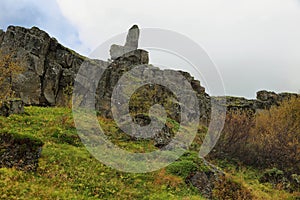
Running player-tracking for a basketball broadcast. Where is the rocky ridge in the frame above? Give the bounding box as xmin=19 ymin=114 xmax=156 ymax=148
xmin=1 ymin=25 xmax=297 ymax=119
xmin=0 ymin=25 xmax=211 ymax=125
xmin=215 ymin=90 xmax=299 ymax=112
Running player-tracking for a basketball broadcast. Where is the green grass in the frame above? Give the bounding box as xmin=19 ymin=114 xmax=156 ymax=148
xmin=0 ymin=106 xmax=204 ymax=199
xmin=0 ymin=106 xmax=298 ymax=199
xmin=211 ymin=159 xmax=300 ymax=199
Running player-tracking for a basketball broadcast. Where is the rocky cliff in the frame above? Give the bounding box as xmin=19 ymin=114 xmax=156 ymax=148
xmin=215 ymin=90 xmax=299 ymax=112
xmin=0 ymin=26 xmax=88 ymax=106
xmin=1 ymin=25 xmax=298 ymax=121
xmin=0 ymin=25 xmax=211 ymax=125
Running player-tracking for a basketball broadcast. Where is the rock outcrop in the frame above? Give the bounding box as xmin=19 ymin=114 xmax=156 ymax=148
xmin=110 ymin=25 xmax=140 ymax=60
xmin=214 ymin=90 xmax=299 ymax=112
xmin=0 ymin=26 xmax=87 ymax=106
xmin=256 ymin=90 xmax=299 ymax=109
xmin=0 ymin=25 xmax=211 ymax=125
xmin=0 ymin=99 xmax=24 ymax=117
xmin=186 ymin=158 xmax=225 ymax=199
xmin=2 ymin=25 xmax=297 ymax=132
xmin=95 ymin=25 xmax=211 ymax=146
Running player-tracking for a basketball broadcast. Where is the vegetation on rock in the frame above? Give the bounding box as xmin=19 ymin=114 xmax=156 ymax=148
xmin=0 ymin=50 xmax=24 ymax=105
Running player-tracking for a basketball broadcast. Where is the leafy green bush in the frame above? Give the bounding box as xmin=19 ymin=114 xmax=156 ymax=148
xmin=166 ymin=151 xmax=210 ymax=178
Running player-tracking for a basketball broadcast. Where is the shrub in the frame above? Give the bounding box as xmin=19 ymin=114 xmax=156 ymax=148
xmin=259 ymin=168 xmax=287 ymax=188
xmin=211 ymin=97 xmax=300 ymax=175
xmin=212 ymin=175 xmax=253 ymax=200
xmin=210 ymin=109 xmax=255 ymax=163
xmin=259 ymin=168 xmax=300 ymax=192
xmin=251 ymin=97 xmax=300 ymax=174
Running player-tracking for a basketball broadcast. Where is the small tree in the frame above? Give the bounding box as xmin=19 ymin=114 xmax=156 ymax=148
xmin=0 ymin=50 xmax=24 ymax=106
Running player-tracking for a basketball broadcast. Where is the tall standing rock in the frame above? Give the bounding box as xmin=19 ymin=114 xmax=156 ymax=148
xmin=125 ymin=25 xmax=139 ymax=49
xmin=110 ymin=25 xmax=140 ymax=60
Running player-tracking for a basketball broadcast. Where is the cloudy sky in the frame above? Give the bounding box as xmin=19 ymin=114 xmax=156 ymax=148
xmin=0 ymin=0 xmax=299 ymax=98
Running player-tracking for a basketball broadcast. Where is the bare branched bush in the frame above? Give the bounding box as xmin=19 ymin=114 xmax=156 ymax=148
xmin=0 ymin=50 xmax=24 ymax=105
xmin=251 ymin=97 xmax=300 ymax=174
xmin=210 ymin=109 xmax=255 ymax=163
xmin=210 ymin=97 xmax=300 ymax=175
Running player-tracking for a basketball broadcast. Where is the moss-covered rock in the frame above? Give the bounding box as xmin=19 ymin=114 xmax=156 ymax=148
xmin=0 ymin=99 xmax=24 ymax=117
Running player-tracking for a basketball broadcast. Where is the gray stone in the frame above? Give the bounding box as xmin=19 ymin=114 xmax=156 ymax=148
xmin=110 ymin=25 xmax=140 ymax=60
xmin=214 ymin=90 xmax=299 ymax=113
xmin=186 ymin=158 xmax=224 ymax=199
xmin=0 ymin=99 xmax=24 ymax=117
xmin=110 ymin=44 xmax=136 ymax=60
xmin=125 ymin=25 xmax=139 ymax=49
xmin=0 ymin=26 xmax=88 ymax=106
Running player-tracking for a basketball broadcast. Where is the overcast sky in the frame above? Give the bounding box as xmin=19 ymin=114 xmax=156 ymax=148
xmin=0 ymin=0 xmax=299 ymax=98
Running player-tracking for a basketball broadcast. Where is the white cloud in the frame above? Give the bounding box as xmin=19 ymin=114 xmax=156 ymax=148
xmin=55 ymin=0 xmax=300 ymax=97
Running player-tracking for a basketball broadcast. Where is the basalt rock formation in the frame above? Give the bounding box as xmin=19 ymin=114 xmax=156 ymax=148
xmin=0 ymin=25 xmax=87 ymax=106
xmin=216 ymin=90 xmax=299 ymax=112
xmin=1 ymin=25 xmax=299 ymax=199
xmin=0 ymin=25 xmax=211 ymax=126
xmin=1 ymin=25 xmax=298 ymax=125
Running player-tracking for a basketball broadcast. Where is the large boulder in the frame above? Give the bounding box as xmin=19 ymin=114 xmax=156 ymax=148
xmin=185 ymin=158 xmax=224 ymax=199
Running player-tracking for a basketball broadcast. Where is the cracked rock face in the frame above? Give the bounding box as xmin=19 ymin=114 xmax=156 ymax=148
xmin=1 ymin=25 xmax=298 ymax=120
xmin=0 ymin=25 xmax=212 ymax=129
xmin=0 ymin=26 xmax=86 ymax=106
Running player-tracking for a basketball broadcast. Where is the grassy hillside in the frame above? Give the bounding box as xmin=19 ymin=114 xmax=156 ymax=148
xmin=0 ymin=106 xmax=299 ymax=199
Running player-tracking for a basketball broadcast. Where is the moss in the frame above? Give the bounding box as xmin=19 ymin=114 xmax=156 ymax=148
xmin=166 ymin=151 xmax=211 ymax=178
xmin=167 ymin=160 xmax=198 ymax=178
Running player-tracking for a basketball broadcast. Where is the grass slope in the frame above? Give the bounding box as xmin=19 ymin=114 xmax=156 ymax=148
xmin=0 ymin=106 xmax=298 ymax=199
